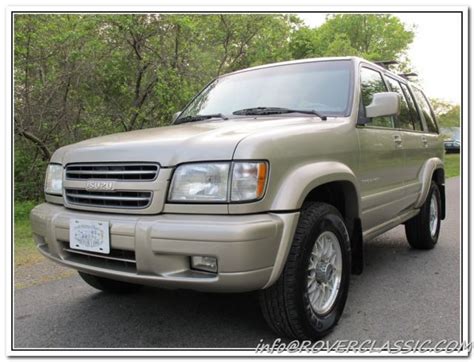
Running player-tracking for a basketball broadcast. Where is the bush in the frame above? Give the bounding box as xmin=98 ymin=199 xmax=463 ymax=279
xmin=15 ymin=200 xmax=37 ymax=222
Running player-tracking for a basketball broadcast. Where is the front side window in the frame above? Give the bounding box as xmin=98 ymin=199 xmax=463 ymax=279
xmin=360 ymin=67 xmax=394 ymax=128
xmin=179 ymin=60 xmax=354 ymax=119
xmin=412 ymin=87 xmax=438 ymax=133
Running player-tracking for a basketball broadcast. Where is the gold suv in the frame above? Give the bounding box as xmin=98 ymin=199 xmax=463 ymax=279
xmin=30 ymin=57 xmax=445 ymax=339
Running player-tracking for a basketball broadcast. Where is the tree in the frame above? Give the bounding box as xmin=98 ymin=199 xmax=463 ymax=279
xmin=13 ymin=14 xmax=422 ymax=201
xmin=431 ymin=99 xmax=461 ymax=128
xmin=289 ymin=14 xmax=414 ymax=68
xmin=13 ymin=14 xmax=297 ymax=200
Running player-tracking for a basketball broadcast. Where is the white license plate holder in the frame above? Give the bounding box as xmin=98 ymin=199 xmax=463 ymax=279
xmin=69 ymin=219 xmax=110 ymax=254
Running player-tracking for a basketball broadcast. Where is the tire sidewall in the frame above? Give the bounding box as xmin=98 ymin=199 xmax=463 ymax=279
xmin=427 ymin=183 xmax=441 ymax=244
xmin=295 ymin=209 xmax=351 ymax=338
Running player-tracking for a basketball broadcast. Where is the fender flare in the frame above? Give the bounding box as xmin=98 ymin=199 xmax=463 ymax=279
xmin=413 ymin=157 xmax=444 ymax=209
xmin=270 ymin=161 xmax=361 ymax=215
xmin=264 ymin=162 xmax=361 ymax=288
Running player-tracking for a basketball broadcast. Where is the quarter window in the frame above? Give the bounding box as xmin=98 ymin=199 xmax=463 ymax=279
xmin=400 ymin=83 xmax=423 ymax=131
xmin=385 ymin=77 xmax=413 ymax=130
xmin=360 ymin=67 xmax=394 ymax=128
xmin=412 ymin=87 xmax=438 ymax=133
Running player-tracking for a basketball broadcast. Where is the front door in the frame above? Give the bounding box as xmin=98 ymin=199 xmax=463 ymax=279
xmin=356 ymin=66 xmax=406 ymax=231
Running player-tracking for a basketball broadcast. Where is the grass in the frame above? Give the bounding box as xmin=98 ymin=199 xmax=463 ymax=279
xmin=14 ymin=201 xmax=43 ymax=268
xmin=444 ymin=153 xmax=460 ymax=178
xmin=14 ymin=201 xmax=77 ymax=289
xmin=13 ymin=154 xmax=460 ymax=269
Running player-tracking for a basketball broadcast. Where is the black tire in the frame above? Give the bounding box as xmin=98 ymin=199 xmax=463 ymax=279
xmin=78 ymin=272 xmax=143 ymax=294
xmin=259 ymin=202 xmax=351 ymax=340
xmin=405 ymin=182 xmax=441 ymax=250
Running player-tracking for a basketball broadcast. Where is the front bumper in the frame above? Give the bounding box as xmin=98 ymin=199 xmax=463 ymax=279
xmin=30 ymin=203 xmax=299 ymax=292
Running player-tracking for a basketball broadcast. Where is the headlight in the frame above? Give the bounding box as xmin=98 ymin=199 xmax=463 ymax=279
xmin=168 ymin=161 xmax=268 ymax=203
xmin=44 ymin=164 xmax=63 ymax=195
xmin=169 ymin=163 xmax=230 ymax=202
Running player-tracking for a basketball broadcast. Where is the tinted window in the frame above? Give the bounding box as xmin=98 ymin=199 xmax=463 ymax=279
xmin=400 ymin=83 xmax=423 ymax=131
xmin=180 ymin=60 xmax=353 ymax=119
xmin=360 ymin=67 xmax=393 ymax=128
xmin=412 ymin=87 xmax=438 ymax=133
xmin=386 ymin=77 xmax=413 ymax=130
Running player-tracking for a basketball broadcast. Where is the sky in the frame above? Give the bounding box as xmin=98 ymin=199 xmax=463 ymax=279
xmin=298 ymin=13 xmax=461 ymax=104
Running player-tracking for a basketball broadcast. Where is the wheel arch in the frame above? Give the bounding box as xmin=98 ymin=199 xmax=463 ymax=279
xmin=271 ymin=161 xmax=361 ymax=216
xmin=265 ymin=162 xmax=363 ymax=287
xmin=301 ymin=179 xmax=364 ymax=275
xmin=414 ymin=157 xmax=446 ymax=220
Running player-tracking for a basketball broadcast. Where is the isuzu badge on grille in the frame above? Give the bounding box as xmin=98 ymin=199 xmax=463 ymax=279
xmin=85 ymin=180 xmax=115 ymax=191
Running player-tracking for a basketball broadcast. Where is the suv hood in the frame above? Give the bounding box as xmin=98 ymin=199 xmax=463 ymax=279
xmin=53 ymin=117 xmax=333 ymax=166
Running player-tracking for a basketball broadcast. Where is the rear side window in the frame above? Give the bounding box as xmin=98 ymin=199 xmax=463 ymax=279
xmin=400 ymin=83 xmax=423 ymax=131
xmin=385 ymin=77 xmax=413 ymax=130
xmin=412 ymin=87 xmax=438 ymax=133
xmin=360 ymin=67 xmax=394 ymax=128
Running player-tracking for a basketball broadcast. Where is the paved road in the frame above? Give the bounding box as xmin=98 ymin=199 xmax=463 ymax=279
xmin=14 ymin=177 xmax=461 ymax=349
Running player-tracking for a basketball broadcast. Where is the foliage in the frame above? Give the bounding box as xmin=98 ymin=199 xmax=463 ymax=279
xmin=431 ymin=99 xmax=461 ymax=128
xmin=289 ymin=14 xmax=415 ymax=72
xmin=14 ymin=199 xmax=37 ymax=221
xmin=14 ymin=201 xmax=42 ymax=268
xmin=13 ymin=14 xmax=454 ymax=200
xmin=444 ymin=153 xmax=460 ymax=179
xmin=14 ymin=14 xmax=296 ymax=199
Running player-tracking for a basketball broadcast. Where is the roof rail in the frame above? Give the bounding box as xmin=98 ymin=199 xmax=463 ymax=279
xmin=398 ymin=72 xmax=418 ymax=79
xmin=374 ymin=60 xmax=399 ymax=69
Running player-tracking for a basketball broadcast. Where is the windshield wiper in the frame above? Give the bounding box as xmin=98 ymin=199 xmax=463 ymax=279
xmin=175 ymin=113 xmax=228 ymax=124
xmin=232 ymin=107 xmax=327 ymax=120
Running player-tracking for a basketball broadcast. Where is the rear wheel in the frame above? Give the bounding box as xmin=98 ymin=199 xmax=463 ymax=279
xmin=259 ymin=202 xmax=351 ymax=340
xmin=78 ymin=272 xmax=143 ymax=294
xmin=405 ymin=182 xmax=441 ymax=249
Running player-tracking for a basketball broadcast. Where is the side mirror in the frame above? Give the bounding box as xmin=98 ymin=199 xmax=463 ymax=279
xmin=365 ymin=92 xmax=400 ymax=119
xmin=171 ymin=111 xmax=182 ymax=124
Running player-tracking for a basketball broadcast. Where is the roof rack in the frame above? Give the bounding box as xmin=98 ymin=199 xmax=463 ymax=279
xmin=374 ymin=60 xmax=399 ymax=69
xmin=398 ymin=72 xmax=418 ymax=79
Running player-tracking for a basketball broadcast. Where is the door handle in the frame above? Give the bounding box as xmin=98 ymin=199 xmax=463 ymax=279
xmin=421 ymin=136 xmax=428 ymax=147
xmin=393 ymin=135 xmax=403 ymax=147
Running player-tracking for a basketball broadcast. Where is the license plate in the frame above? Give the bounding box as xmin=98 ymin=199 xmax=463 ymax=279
xmin=69 ymin=219 xmax=110 ymax=254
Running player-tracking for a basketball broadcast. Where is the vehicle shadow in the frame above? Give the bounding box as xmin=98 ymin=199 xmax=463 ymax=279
xmin=31 ymin=230 xmax=418 ymax=348
xmin=15 ymin=221 xmax=459 ymax=348
xmin=40 ymin=284 xmax=277 ymax=348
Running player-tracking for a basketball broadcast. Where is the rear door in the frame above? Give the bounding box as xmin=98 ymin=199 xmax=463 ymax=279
xmin=356 ymin=66 xmax=406 ymax=231
xmin=410 ymin=86 xmax=444 ymax=162
xmin=385 ymin=76 xmax=425 ymax=208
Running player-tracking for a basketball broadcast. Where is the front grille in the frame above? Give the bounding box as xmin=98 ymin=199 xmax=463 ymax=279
xmin=66 ymin=163 xmax=159 ymax=181
xmin=65 ymin=189 xmax=152 ymax=209
xmin=60 ymin=241 xmax=136 ymax=273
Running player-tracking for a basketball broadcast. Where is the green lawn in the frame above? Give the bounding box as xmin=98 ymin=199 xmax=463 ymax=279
xmin=14 ymin=201 xmax=43 ymax=267
xmin=444 ymin=153 xmax=460 ymax=178
xmin=13 ymin=155 xmax=460 ymax=268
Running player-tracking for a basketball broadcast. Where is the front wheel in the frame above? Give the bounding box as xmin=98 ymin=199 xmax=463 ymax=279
xmin=259 ymin=202 xmax=351 ymax=340
xmin=405 ymin=182 xmax=441 ymax=249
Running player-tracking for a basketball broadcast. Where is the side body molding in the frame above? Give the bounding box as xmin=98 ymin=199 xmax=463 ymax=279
xmin=270 ymin=161 xmax=361 ymax=214
xmin=413 ymin=157 xmax=444 ymax=209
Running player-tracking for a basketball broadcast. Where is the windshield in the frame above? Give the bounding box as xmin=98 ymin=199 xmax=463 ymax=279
xmin=179 ymin=60 xmax=354 ymax=120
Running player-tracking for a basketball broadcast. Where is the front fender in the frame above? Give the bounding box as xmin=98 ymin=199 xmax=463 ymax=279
xmin=270 ymin=161 xmax=361 ymax=214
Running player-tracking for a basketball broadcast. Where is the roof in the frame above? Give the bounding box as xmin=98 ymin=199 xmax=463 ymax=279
xmin=224 ymin=56 xmax=414 ymax=86
xmin=225 ymin=56 xmax=360 ymax=76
